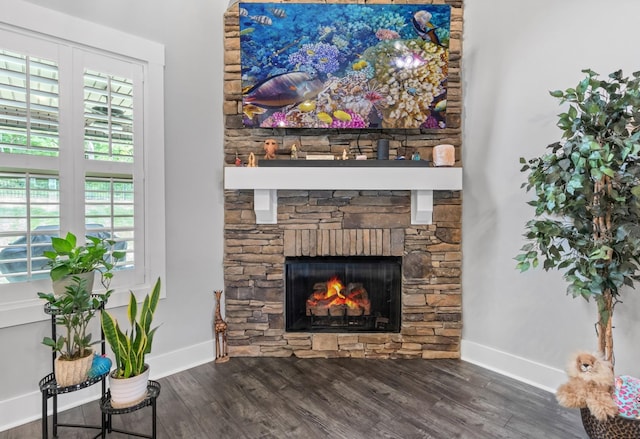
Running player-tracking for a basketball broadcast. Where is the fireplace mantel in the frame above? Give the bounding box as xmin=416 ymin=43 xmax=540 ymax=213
xmin=224 ymin=166 xmax=462 ymax=224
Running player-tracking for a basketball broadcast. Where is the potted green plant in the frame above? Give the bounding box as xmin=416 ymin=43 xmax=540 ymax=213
xmin=38 ymin=276 xmax=112 ymax=387
xmin=516 ymin=69 xmax=640 ymax=437
xmin=101 ymin=277 xmax=161 ymax=408
xmin=44 ymin=231 xmax=125 ymax=293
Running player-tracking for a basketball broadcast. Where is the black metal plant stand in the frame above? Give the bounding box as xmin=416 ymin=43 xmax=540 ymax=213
xmin=39 ymin=301 xmax=107 ymax=439
xmin=99 ymin=380 xmax=161 ymax=439
xmin=39 ymin=300 xmax=161 ymax=438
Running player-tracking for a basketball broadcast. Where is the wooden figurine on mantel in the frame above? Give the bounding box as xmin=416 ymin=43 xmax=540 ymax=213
xmin=247 ymin=152 xmax=257 ymax=167
xmin=263 ymin=138 xmax=278 ymax=160
xmin=213 ymin=290 xmax=229 ymax=363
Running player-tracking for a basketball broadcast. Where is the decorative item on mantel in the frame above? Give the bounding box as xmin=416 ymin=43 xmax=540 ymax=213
xmin=234 ymin=151 xmax=242 ymax=167
xmin=342 ymin=149 xmax=348 ymax=160
xmin=433 ymin=144 xmax=455 ymax=166
xmin=377 ymin=139 xmax=389 ymax=160
xmin=306 ymin=154 xmax=334 ymax=160
xmin=213 ymin=290 xmax=229 ymax=363
xmin=247 ymin=152 xmax=257 ymax=167
xmin=263 ymin=138 xmax=278 ymax=160
xmin=290 ymin=144 xmax=298 ymax=159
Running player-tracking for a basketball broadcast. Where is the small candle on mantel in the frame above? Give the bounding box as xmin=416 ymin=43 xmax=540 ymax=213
xmin=433 ymin=144 xmax=455 ymax=167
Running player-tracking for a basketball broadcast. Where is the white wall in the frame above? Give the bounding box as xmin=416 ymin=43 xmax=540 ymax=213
xmin=3 ymin=0 xmax=640 ymax=431
xmin=0 ymin=0 xmax=227 ymax=430
xmin=462 ymin=0 xmax=640 ymax=390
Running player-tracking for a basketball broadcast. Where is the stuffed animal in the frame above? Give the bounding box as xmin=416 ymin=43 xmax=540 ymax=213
xmin=614 ymin=375 xmax=640 ymax=419
xmin=556 ymin=351 xmax=619 ymax=421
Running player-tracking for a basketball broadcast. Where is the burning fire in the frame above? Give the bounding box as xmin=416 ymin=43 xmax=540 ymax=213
xmin=306 ymin=276 xmax=371 ymax=317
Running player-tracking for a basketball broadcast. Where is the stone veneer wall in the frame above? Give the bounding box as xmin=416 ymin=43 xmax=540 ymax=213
xmin=223 ymin=0 xmax=463 ymax=359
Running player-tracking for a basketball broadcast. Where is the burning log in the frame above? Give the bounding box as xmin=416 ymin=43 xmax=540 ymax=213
xmin=305 ymin=277 xmax=371 ymax=317
xmin=345 ymin=282 xmax=371 ymax=315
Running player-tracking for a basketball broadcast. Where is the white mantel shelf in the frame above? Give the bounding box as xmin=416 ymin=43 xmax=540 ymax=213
xmin=223 ymin=166 xmax=463 ymax=224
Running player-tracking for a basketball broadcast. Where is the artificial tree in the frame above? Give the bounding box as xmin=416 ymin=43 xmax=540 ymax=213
xmin=517 ymin=69 xmax=640 ymax=366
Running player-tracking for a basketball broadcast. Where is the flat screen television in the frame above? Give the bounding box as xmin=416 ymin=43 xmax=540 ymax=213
xmin=239 ymin=2 xmax=451 ymax=129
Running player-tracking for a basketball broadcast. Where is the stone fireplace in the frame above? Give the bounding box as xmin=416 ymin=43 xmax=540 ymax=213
xmin=222 ymin=0 xmax=463 ymax=359
xmin=223 ymin=187 xmax=462 ymax=359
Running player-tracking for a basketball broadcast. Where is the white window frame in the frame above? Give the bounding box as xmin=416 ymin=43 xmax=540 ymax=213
xmin=0 ymin=1 xmax=166 ymax=327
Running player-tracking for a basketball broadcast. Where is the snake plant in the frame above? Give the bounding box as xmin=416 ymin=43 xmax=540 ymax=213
xmin=101 ymin=277 xmax=161 ymax=378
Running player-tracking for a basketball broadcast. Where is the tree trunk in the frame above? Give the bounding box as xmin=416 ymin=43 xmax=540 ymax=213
xmin=596 ymin=289 xmax=614 ymax=364
xmin=593 ymin=174 xmax=615 ymax=365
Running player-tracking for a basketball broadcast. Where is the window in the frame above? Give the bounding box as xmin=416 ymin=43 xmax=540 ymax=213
xmin=0 ymin=5 xmax=165 ymax=327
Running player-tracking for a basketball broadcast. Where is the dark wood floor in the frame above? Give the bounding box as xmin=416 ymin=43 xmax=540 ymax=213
xmin=2 ymin=357 xmax=586 ymax=438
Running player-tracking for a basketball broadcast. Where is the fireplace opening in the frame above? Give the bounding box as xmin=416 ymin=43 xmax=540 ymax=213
xmin=285 ymin=256 xmax=401 ymax=333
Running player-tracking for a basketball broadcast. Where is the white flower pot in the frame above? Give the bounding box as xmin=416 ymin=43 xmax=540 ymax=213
xmin=108 ymin=365 xmax=150 ymax=408
xmin=52 ymin=271 xmax=96 ymax=295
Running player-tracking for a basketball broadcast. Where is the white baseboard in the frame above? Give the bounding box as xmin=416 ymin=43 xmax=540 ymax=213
xmin=0 ymin=340 xmax=214 ymax=432
xmin=461 ymin=339 xmax=565 ymax=393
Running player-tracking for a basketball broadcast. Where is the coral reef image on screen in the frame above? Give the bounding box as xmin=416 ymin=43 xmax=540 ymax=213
xmin=239 ymin=3 xmax=450 ymax=129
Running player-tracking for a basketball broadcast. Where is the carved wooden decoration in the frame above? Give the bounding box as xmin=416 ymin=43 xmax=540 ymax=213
xmin=213 ymin=290 xmax=229 ymax=363
xmin=247 ymin=152 xmax=257 ymax=167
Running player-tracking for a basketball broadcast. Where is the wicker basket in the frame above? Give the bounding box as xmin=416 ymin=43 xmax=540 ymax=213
xmin=54 ymin=351 xmax=93 ymax=387
xmin=580 ymin=407 xmax=640 ymax=439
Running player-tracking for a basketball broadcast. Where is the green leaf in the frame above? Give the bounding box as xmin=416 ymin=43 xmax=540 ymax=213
xmin=50 ymin=265 xmax=70 ymax=282
xmin=128 ymin=292 xmax=137 ymax=327
xmin=600 ymin=166 xmax=615 ymax=177
xmin=51 ymin=236 xmax=73 ymax=254
xmin=568 ymin=105 xmax=578 ymax=120
xmin=586 ymin=102 xmax=600 ymax=115
xmin=576 ymin=77 xmax=589 ymax=95
xmin=112 ymin=250 xmax=126 ymax=261
xmin=101 ymin=312 xmax=121 ymax=361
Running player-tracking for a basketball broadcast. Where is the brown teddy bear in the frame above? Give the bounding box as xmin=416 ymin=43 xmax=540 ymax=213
xmin=556 ymin=351 xmax=619 ymax=421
